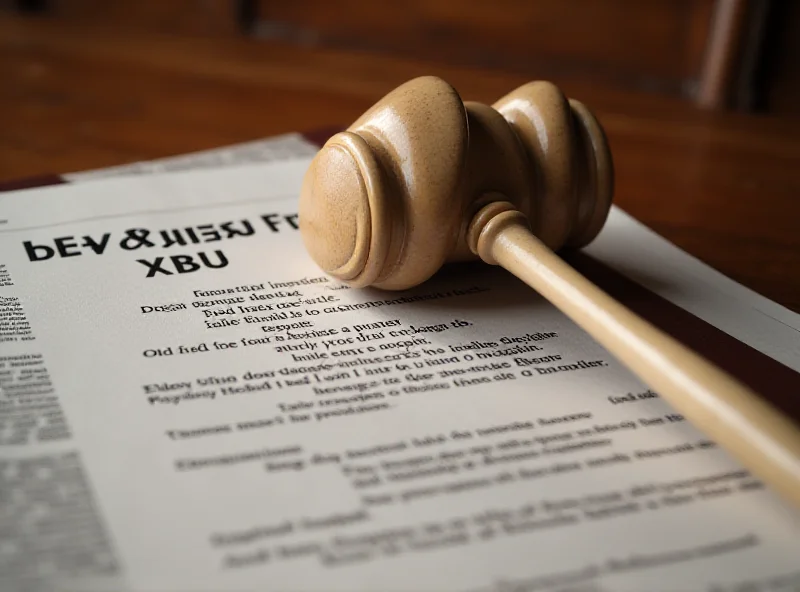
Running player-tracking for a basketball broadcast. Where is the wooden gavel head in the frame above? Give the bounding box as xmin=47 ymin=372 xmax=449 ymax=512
xmin=299 ymin=76 xmax=613 ymax=290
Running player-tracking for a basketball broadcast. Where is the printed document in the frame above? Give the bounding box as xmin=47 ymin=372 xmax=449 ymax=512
xmin=1 ymin=160 xmax=799 ymax=592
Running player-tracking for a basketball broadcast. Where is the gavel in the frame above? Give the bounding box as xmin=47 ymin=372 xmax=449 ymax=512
xmin=298 ymin=76 xmax=800 ymax=508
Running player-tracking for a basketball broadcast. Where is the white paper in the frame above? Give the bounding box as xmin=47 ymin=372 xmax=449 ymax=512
xmin=586 ymin=210 xmax=800 ymax=373
xmin=61 ymin=131 xmax=800 ymax=373
xmin=62 ymin=133 xmax=319 ymax=182
xmin=1 ymin=161 xmax=799 ymax=592
xmin=53 ymin=126 xmax=800 ymax=371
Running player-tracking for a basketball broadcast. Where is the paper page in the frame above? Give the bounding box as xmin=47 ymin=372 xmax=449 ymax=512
xmin=585 ymin=209 xmax=800 ymax=372
xmin=58 ymin=131 xmax=800 ymax=372
xmin=1 ymin=161 xmax=799 ymax=592
xmin=62 ymin=133 xmax=319 ymax=182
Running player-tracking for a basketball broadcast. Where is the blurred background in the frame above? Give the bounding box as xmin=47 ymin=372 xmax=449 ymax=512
xmin=4 ymin=0 xmax=798 ymax=113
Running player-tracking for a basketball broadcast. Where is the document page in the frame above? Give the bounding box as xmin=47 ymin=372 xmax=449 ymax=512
xmin=10 ymin=128 xmax=800 ymax=373
xmin=62 ymin=133 xmax=319 ymax=182
xmin=1 ymin=160 xmax=798 ymax=592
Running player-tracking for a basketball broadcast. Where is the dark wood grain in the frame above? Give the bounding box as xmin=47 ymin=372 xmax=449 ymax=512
xmin=1 ymin=12 xmax=798 ymax=311
xmin=252 ymin=0 xmax=716 ymax=99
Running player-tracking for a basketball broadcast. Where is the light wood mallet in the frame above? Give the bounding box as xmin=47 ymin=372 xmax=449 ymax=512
xmin=298 ymin=76 xmax=800 ymax=508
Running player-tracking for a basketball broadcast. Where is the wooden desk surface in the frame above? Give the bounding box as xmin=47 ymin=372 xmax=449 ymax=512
xmin=2 ymin=13 xmax=799 ymax=311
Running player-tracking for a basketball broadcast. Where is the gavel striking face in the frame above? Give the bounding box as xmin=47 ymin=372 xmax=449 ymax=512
xmin=299 ymin=76 xmax=613 ymax=290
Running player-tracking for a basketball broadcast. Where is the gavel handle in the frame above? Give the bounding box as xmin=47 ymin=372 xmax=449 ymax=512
xmin=469 ymin=203 xmax=800 ymax=508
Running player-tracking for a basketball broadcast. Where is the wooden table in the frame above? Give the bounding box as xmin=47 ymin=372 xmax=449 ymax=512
xmin=2 ymin=13 xmax=799 ymax=311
